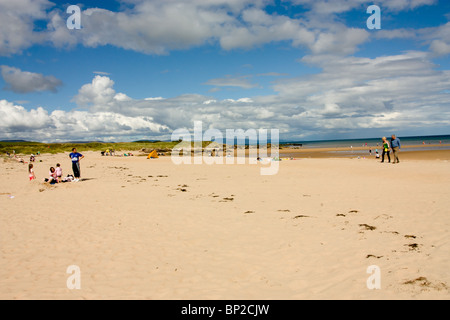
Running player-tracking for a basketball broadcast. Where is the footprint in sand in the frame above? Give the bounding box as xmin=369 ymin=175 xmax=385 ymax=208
xmin=244 ymin=211 xmax=255 ymax=214
xmin=277 ymin=209 xmax=291 ymax=212
xmin=366 ymin=254 xmax=383 ymax=259
xmin=220 ymin=197 xmax=234 ymax=202
xmin=359 ymin=224 xmax=377 ymax=231
xmin=403 ymin=277 xmax=448 ymax=291
xmin=383 ymin=231 xmax=400 ymax=235
xmin=375 ymin=214 xmax=393 ymax=220
xmin=405 ymin=243 xmax=421 ymax=251
xmin=293 ymin=215 xmax=310 ymax=219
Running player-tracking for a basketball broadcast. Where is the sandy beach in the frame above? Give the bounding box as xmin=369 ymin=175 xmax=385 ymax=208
xmin=1 ymin=149 xmax=449 ymax=300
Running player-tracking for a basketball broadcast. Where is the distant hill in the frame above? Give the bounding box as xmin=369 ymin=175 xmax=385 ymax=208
xmin=132 ymin=140 xmax=162 ymax=143
xmin=0 ymin=140 xmax=30 ymax=143
xmin=67 ymin=141 xmax=108 ymax=144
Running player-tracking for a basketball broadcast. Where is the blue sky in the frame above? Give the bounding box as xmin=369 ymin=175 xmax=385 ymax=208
xmin=0 ymin=0 xmax=450 ymax=142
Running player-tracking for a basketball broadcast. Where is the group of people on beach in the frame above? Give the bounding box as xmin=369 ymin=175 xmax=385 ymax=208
xmin=380 ymin=135 xmax=401 ymax=164
xmin=27 ymin=148 xmax=84 ymax=184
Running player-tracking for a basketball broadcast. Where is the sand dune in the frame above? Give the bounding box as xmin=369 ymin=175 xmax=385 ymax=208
xmin=1 ymin=151 xmax=449 ymax=299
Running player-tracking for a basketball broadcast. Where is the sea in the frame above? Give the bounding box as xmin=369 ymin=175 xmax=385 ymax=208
xmin=282 ymin=134 xmax=450 ymax=149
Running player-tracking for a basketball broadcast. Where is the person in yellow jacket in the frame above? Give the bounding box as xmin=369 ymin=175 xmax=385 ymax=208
xmin=381 ymin=137 xmax=390 ymax=163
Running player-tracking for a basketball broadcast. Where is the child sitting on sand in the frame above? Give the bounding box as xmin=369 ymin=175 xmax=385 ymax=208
xmin=44 ymin=167 xmax=59 ymax=184
xmin=28 ymin=164 xmax=36 ymax=181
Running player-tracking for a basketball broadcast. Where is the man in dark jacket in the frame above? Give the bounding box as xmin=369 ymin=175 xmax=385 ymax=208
xmin=391 ymin=135 xmax=401 ymax=164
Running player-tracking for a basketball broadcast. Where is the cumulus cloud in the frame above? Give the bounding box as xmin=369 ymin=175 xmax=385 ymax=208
xmin=375 ymin=22 xmax=450 ymax=57
xmin=0 ymin=0 xmax=52 ymax=56
xmin=0 ymin=100 xmax=51 ymax=131
xmin=1 ymin=66 xmax=63 ymax=94
xmin=425 ymin=23 xmax=450 ymax=57
xmin=74 ymin=75 xmax=117 ymax=107
xmin=292 ymin=0 xmax=437 ymax=14
xmin=269 ymin=51 xmax=450 ymax=135
xmin=3 ymin=52 xmax=449 ymax=142
xmin=0 ymin=0 xmax=369 ymax=57
xmin=0 ymin=99 xmax=170 ymax=141
xmin=0 ymin=0 xmax=443 ymax=58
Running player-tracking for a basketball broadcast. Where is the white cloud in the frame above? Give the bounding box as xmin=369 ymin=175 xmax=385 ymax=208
xmin=291 ymin=0 xmax=437 ymax=14
xmin=1 ymin=65 xmax=62 ymax=93
xmin=423 ymin=23 xmax=450 ymax=57
xmin=0 ymin=99 xmax=170 ymax=141
xmin=0 ymin=0 xmax=52 ymax=56
xmin=93 ymin=71 xmax=111 ymax=76
xmin=0 ymin=100 xmax=51 ymax=131
xmin=74 ymin=75 xmax=117 ymax=108
xmin=1 ymin=56 xmax=450 ymax=141
xmin=73 ymin=1 xmax=370 ymax=56
xmin=0 ymin=0 xmax=441 ymax=58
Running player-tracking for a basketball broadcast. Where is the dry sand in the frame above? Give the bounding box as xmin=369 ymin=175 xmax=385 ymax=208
xmin=1 ymin=150 xmax=449 ymax=300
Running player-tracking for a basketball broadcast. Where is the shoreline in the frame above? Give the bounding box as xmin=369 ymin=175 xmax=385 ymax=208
xmin=3 ymin=144 xmax=450 ymax=162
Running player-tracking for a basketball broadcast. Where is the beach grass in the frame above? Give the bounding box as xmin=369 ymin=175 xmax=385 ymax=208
xmin=0 ymin=140 xmax=232 ymax=155
xmin=0 ymin=141 xmax=181 ymax=155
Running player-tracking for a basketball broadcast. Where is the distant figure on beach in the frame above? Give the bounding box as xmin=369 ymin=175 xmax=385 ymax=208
xmin=375 ymin=151 xmax=380 ymax=159
xmin=381 ymin=137 xmax=390 ymax=163
xmin=390 ymin=135 xmax=401 ymax=164
xmin=69 ymin=148 xmax=84 ymax=182
xmin=28 ymin=164 xmax=36 ymax=181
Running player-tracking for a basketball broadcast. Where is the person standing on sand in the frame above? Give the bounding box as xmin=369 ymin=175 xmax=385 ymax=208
xmin=69 ymin=148 xmax=84 ymax=182
xmin=381 ymin=137 xmax=390 ymax=163
xmin=56 ymin=163 xmax=63 ymax=180
xmin=28 ymin=164 xmax=36 ymax=181
xmin=391 ymin=135 xmax=401 ymax=164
